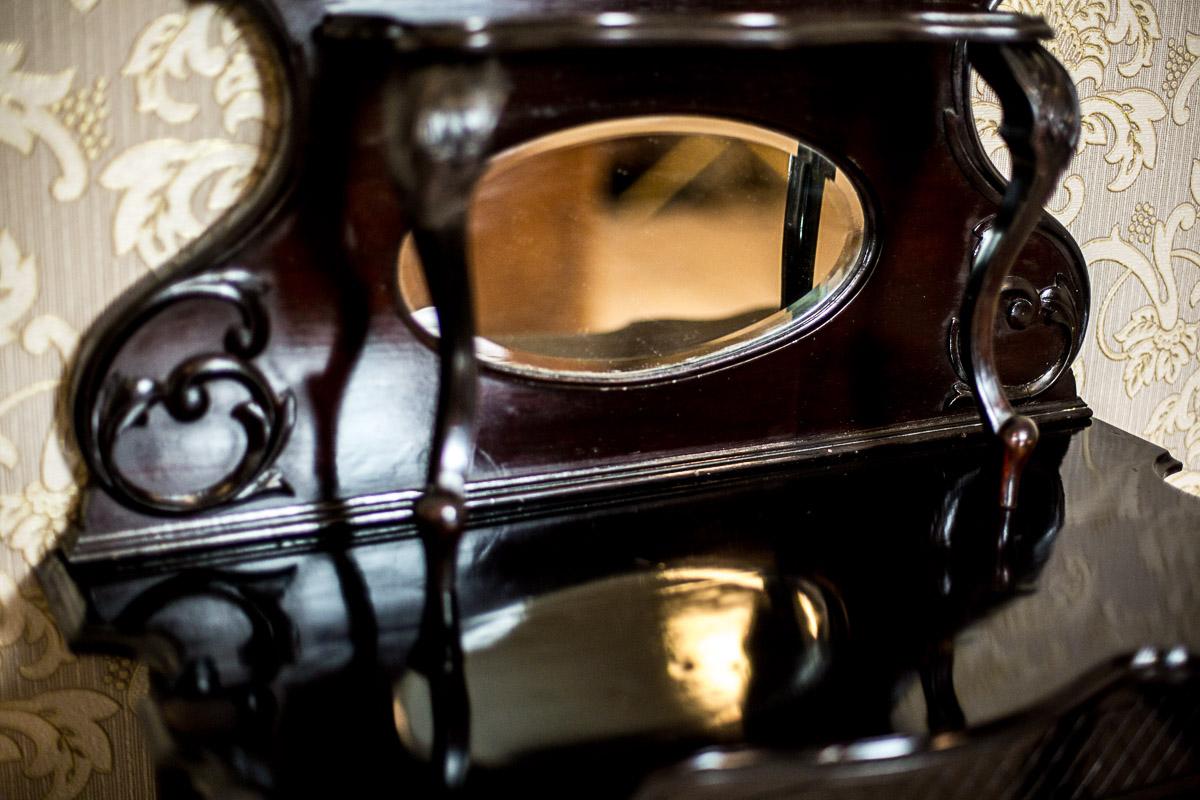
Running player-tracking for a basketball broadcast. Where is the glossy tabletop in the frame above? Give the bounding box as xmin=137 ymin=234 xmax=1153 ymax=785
xmin=56 ymin=419 xmax=1200 ymax=797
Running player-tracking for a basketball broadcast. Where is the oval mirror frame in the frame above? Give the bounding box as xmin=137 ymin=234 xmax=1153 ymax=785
xmin=397 ymin=115 xmax=875 ymax=383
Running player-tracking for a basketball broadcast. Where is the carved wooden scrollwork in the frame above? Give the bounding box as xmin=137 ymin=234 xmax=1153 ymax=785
xmin=948 ymin=271 xmax=1084 ymax=406
xmin=111 ymin=567 xmax=296 ymax=800
xmin=81 ymin=269 xmax=295 ymax=516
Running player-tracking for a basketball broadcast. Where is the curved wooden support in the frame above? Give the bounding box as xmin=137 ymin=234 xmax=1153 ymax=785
xmin=961 ymin=43 xmax=1079 ymax=509
xmin=387 ymin=60 xmax=510 ymax=792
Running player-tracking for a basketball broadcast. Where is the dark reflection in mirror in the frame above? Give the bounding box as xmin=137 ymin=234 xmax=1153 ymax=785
xmin=398 ymin=116 xmax=866 ymax=376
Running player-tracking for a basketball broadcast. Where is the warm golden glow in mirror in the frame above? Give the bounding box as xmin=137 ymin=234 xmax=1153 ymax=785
xmin=399 ymin=116 xmax=867 ymax=376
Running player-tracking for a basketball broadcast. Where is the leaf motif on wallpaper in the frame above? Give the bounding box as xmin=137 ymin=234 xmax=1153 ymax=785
xmin=1168 ymin=33 xmax=1200 ymax=125
xmin=100 ymin=137 xmax=258 ymax=269
xmin=125 ymin=5 xmax=227 ymax=124
xmin=68 ymin=0 xmax=99 ymax=12
xmin=0 ymin=433 xmax=78 ymax=567
xmin=0 ymin=225 xmax=78 ymax=491
xmin=0 ymin=573 xmax=74 ymax=681
xmin=1078 ymin=89 xmax=1167 ymax=192
xmin=215 ymin=55 xmax=265 ymax=136
xmin=0 ymin=42 xmax=87 ymax=202
xmin=0 ymin=689 xmax=118 ymax=800
xmin=1146 ymin=368 xmax=1200 ymax=468
xmin=1107 ymin=0 xmax=1162 ymax=78
xmin=125 ymin=4 xmax=268 ymax=134
xmin=21 ymin=315 xmax=78 ymax=366
xmin=1001 ymin=0 xmax=1113 ymax=87
xmin=0 ymin=230 xmax=38 ymax=349
xmin=1051 ymin=174 xmax=1087 ymax=226
xmin=1088 ymin=192 xmax=1200 ymax=397
xmin=981 ymin=0 xmax=1165 ymax=212
xmin=1112 ymin=305 xmax=1199 ymax=393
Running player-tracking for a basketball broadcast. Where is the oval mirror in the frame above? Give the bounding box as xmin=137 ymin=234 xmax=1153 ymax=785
xmin=398 ymin=116 xmax=867 ymax=378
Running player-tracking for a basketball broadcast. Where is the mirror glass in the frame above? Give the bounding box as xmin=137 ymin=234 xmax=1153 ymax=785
xmin=398 ymin=116 xmax=867 ymax=377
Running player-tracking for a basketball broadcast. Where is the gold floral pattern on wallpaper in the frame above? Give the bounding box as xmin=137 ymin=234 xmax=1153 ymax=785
xmin=0 ymin=0 xmax=278 ymax=796
xmin=976 ymin=0 xmax=1168 ymax=218
xmin=1085 ymin=165 xmax=1200 ymax=396
xmin=101 ymin=137 xmax=261 ymax=268
xmin=125 ymin=3 xmax=269 ymax=134
xmin=0 ymin=690 xmax=120 ymax=800
xmin=0 ymin=228 xmax=79 ymax=570
xmin=0 ymin=42 xmax=92 ymax=202
xmin=0 ymin=574 xmax=74 ymax=682
xmin=979 ymin=0 xmax=1200 ymax=494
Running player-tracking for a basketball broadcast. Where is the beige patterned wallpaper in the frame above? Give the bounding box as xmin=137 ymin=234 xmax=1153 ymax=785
xmin=0 ymin=0 xmax=1197 ymax=796
xmin=0 ymin=0 xmax=277 ymax=795
xmin=980 ymin=0 xmax=1200 ymax=493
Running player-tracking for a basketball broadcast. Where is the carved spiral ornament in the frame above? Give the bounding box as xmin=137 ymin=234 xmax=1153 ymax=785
xmin=948 ymin=271 xmax=1083 ymax=407
xmin=85 ymin=270 xmax=295 ymax=516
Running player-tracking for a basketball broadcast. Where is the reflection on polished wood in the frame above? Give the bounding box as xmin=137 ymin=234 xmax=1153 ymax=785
xmin=394 ymin=567 xmax=832 ymax=764
xmin=43 ymin=420 xmax=1200 ymax=797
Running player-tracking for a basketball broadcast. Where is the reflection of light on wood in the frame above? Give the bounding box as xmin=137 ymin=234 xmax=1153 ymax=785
xmin=662 ymin=584 xmax=756 ymax=728
xmin=658 ymin=567 xmax=764 ymax=592
xmin=393 ymin=671 xmax=430 ymax=758
xmin=796 ymin=589 xmax=822 ymax=640
xmin=393 ymin=567 xmax=765 ymax=766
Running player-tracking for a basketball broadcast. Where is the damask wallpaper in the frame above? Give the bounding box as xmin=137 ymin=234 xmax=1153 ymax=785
xmin=980 ymin=0 xmax=1200 ymax=494
xmin=0 ymin=0 xmax=1197 ymax=797
xmin=0 ymin=0 xmax=277 ymax=795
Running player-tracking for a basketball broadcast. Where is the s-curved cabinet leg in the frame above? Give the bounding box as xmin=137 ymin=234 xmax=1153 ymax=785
xmin=387 ymin=60 xmax=510 ymax=792
xmin=962 ymin=42 xmax=1080 ymax=509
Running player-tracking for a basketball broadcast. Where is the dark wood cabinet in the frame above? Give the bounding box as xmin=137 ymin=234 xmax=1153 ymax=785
xmin=37 ymin=1 xmax=1200 ymax=797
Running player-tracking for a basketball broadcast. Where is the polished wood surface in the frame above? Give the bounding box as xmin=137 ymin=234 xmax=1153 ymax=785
xmin=43 ymin=420 xmax=1200 ymax=797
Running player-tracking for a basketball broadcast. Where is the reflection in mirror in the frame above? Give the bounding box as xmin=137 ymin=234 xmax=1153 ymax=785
xmin=398 ymin=116 xmax=867 ymax=377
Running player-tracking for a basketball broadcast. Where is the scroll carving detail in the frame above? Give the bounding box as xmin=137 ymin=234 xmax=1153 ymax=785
xmin=949 ymin=271 xmax=1084 ymax=406
xmin=83 ymin=269 xmax=294 ymax=515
